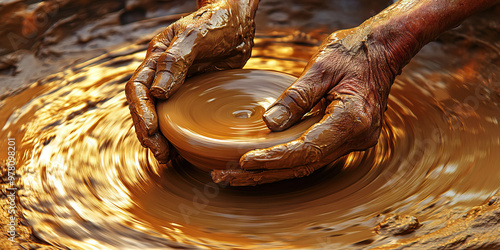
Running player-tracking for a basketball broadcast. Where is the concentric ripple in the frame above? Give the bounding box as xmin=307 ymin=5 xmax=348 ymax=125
xmin=157 ymin=69 xmax=322 ymax=171
xmin=0 ymin=32 xmax=499 ymax=249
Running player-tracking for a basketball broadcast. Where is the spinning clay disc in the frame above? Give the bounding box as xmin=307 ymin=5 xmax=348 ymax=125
xmin=157 ymin=69 xmax=322 ymax=171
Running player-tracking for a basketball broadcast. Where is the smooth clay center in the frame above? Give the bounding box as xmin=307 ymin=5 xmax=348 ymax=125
xmin=156 ymin=69 xmax=322 ymax=171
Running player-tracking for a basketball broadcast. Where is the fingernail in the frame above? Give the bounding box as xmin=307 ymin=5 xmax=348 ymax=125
xmin=263 ymin=105 xmax=290 ymax=131
xmin=150 ymin=86 xmax=166 ymax=99
xmin=150 ymin=72 xmax=173 ymax=99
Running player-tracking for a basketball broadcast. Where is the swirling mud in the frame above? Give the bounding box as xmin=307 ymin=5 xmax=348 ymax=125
xmin=157 ymin=69 xmax=322 ymax=172
xmin=1 ymin=1 xmax=500 ymax=249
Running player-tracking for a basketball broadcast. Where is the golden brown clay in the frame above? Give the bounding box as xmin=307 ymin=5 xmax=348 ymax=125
xmin=125 ymin=0 xmax=259 ymax=163
xmin=3 ymin=1 xmax=500 ymax=248
xmin=127 ymin=0 xmax=498 ymax=185
xmin=223 ymin=0 xmax=498 ymax=185
xmin=157 ymin=69 xmax=322 ymax=172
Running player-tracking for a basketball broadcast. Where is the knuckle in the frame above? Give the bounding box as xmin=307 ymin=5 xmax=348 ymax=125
xmin=352 ymin=106 xmax=373 ymax=136
xmin=141 ymin=58 xmax=156 ymax=70
xmin=148 ymin=40 xmax=167 ymax=53
xmin=157 ymin=51 xmax=179 ymax=72
xmin=355 ymin=107 xmax=373 ymax=131
xmin=285 ymin=87 xmax=311 ymax=112
xmin=132 ymin=71 xmax=153 ymax=88
xmin=161 ymin=50 xmax=188 ymax=66
xmin=125 ymin=80 xmax=149 ymax=98
xmin=125 ymin=80 xmax=134 ymax=96
xmin=158 ymin=50 xmax=194 ymax=78
xmin=347 ymin=96 xmax=381 ymax=147
xmin=125 ymin=81 xmax=141 ymax=100
xmin=164 ymin=50 xmax=180 ymax=62
xmin=303 ymin=143 xmax=323 ymax=164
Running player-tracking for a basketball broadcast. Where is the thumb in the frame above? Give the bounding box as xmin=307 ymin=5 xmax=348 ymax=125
xmin=150 ymin=43 xmax=195 ymax=99
xmin=264 ymin=70 xmax=331 ymax=131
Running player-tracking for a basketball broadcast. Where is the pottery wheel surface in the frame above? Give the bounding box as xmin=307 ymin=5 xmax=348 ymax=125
xmin=157 ymin=69 xmax=322 ymax=170
xmin=1 ymin=1 xmax=499 ymax=249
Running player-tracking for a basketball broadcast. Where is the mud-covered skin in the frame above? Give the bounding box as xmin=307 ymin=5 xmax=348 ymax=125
xmin=126 ymin=0 xmax=497 ymax=183
xmin=212 ymin=25 xmax=389 ymax=185
xmin=214 ymin=0 xmax=498 ymax=185
xmin=125 ymin=0 xmax=259 ymax=163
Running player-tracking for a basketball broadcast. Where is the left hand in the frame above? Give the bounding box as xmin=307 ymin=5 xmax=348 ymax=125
xmin=125 ymin=0 xmax=257 ymax=163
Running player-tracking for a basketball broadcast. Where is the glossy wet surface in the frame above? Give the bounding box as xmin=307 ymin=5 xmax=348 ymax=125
xmin=1 ymin=0 xmax=500 ymax=249
xmin=157 ymin=69 xmax=322 ymax=171
xmin=1 ymin=24 xmax=499 ymax=248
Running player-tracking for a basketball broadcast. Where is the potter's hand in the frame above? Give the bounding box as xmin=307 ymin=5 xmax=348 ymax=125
xmin=125 ymin=0 xmax=258 ymax=163
xmin=212 ymin=25 xmax=395 ymax=186
xmin=212 ymin=0 xmax=497 ymax=186
xmin=241 ymin=26 xmax=394 ymax=169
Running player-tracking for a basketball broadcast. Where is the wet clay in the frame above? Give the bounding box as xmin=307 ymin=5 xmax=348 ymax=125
xmin=157 ymin=69 xmax=322 ymax=171
xmin=1 ymin=0 xmax=500 ymax=249
xmin=2 ymin=30 xmax=498 ymax=248
xmin=125 ymin=0 xmax=259 ymax=164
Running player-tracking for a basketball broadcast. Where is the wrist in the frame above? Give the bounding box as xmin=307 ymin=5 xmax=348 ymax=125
xmin=365 ymin=0 xmax=498 ymax=74
xmin=367 ymin=17 xmax=421 ymax=76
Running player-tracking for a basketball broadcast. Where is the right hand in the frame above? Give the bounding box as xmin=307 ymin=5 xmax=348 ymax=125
xmin=125 ymin=0 xmax=257 ymax=163
xmin=212 ymin=24 xmax=398 ymax=186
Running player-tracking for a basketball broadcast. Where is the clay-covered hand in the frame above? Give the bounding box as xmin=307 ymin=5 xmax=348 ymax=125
xmin=211 ymin=0 xmax=499 ymax=185
xmin=212 ymin=22 xmax=412 ymax=186
xmin=125 ymin=0 xmax=257 ymax=163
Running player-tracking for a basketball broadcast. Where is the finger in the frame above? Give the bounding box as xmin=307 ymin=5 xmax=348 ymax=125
xmin=126 ymin=81 xmax=172 ymax=163
xmin=211 ymin=166 xmax=317 ymax=186
xmin=150 ymin=20 xmax=254 ymax=99
xmin=125 ymin=79 xmax=158 ymax=136
xmin=241 ymin=93 xmax=376 ymax=170
xmin=263 ymin=67 xmax=334 ymax=132
xmin=125 ymin=37 xmax=169 ymax=134
xmin=187 ymin=51 xmax=249 ymax=75
xmin=150 ymin=44 xmax=195 ymax=100
xmin=239 ymin=138 xmax=326 ymax=171
xmin=142 ymin=131 xmax=172 ymax=164
xmin=125 ymin=29 xmax=177 ymax=163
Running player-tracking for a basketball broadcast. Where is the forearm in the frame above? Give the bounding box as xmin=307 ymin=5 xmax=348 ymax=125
xmin=383 ymin=0 xmax=497 ymax=44
xmin=368 ymin=0 xmax=498 ymax=70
